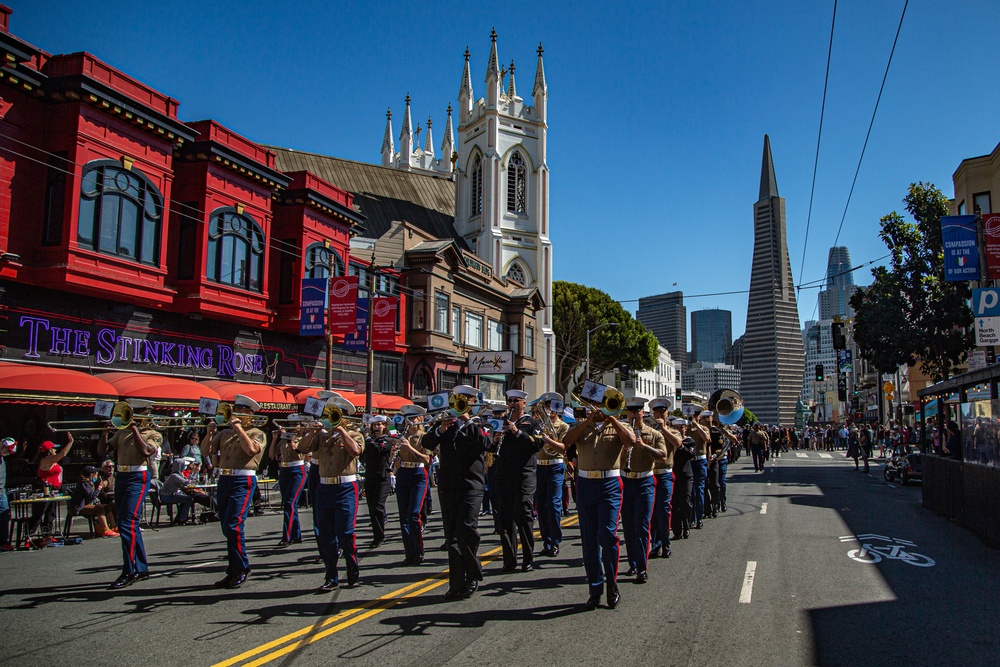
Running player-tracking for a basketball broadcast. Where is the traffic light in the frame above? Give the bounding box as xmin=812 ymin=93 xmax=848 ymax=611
xmin=620 ymin=364 xmax=630 ymax=382
xmin=831 ymin=322 xmax=846 ymax=350
xmin=675 ymin=387 xmax=683 ymax=403
xmin=815 ymin=364 xmax=824 ymax=381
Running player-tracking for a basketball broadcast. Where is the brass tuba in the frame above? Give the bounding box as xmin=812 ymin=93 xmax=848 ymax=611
xmin=708 ymin=389 xmax=744 ymax=425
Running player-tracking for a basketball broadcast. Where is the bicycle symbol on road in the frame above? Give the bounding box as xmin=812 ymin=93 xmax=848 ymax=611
xmin=839 ymin=534 xmax=935 ymax=567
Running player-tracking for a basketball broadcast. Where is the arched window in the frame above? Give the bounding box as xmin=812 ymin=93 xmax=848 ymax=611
xmin=411 ymin=368 xmax=431 ymax=399
xmin=506 ymin=261 xmax=527 ymax=285
xmin=471 ymin=156 xmax=483 ymax=216
xmin=304 ymin=242 xmax=344 ymax=279
xmin=206 ymin=207 xmax=265 ymax=292
xmin=506 ymin=151 xmax=526 ymax=214
xmin=77 ymin=160 xmax=163 ymax=265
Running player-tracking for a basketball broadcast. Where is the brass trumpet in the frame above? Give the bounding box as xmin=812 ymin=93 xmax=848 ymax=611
xmin=214 ymin=402 xmax=269 ymax=428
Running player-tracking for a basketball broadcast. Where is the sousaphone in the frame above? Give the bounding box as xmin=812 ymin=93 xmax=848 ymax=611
xmin=708 ymin=389 xmax=744 ymax=425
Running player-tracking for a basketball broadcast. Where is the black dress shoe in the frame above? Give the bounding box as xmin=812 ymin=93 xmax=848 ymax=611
xmin=607 ymin=583 xmax=620 ymax=609
xmin=682 ymin=528 xmax=690 ymax=539
xmin=538 ymin=547 xmax=553 ymax=557
xmin=522 ymin=562 xmax=533 ymax=572
xmin=550 ymin=546 xmax=559 ymax=557
xmin=226 ymin=568 xmax=250 ymax=589
xmin=277 ymin=540 xmax=290 ymax=548
xmin=318 ymin=578 xmax=337 ymax=591
xmin=636 ymin=571 xmax=648 ymax=584
xmin=443 ymin=588 xmax=463 ymax=601
xmin=585 ymin=593 xmax=601 ymax=610
xmin=663 ymin=546 xmax=671 ymax=558
xmin=624 ymin=566 xmax=637 ymax=577
xmin=649 ymin=547 xmax=661 ymax=559
xmin=214 ymin=574 xmax=234 ymax=589
xmin=367 ymin=540 xmax=382 ymax=549
xmin=502 ymin=564 xmax=517 ymax=573
xmin=695 ymin=521 xmax=704 ymax=529
xmin=111 ymin=573 xmax=136 ymax=589
xmin=290 ymin=538 xmax=303 ymax=544
xmin=133 ymin=571 xmax=150 ymax=583
xmin=346 ymin=566 xmax=359 ymax=587
xmin=461 ymin=579 xmax=479 ymax=598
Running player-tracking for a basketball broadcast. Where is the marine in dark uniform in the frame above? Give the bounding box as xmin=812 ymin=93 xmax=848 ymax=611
xmin=706 ymin=422 xmax=739 ymax=517
xmin=207 ymin=395 xmax=266 ymax=589
xmin=298 ymin=397 xmax=365 ymax=590
xmin=98 ymin=399 xmax=161 ymax=589
xmin=362 ymin=416 xmax=393 ymax=548
xmin=420 ymin=385 xmax=492 ymax=600
xmin=493 ymin=389 xmax=546 ymax=573
xmin=563 ymin=401 xmax=636 ymax=610
xmin=671 ymin=425 xmax=696 ymax=540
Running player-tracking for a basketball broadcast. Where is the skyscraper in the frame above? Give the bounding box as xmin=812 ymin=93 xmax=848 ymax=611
xmin=691 ymin=309 xmax=732 ymax=364
xmin=739 ymin=135 xmax=805 ymax=425
xmin=637 ymin=291 xmax=687 ymax=376
xmin=818 ymin=246 xmax=859 ymax=319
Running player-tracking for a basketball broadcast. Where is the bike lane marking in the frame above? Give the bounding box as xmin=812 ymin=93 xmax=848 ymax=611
xmin=739 ymin=561 xmax=757 ymax=603
xmin=214 ymin=514 xmax=581 ymax=667
xmin=760 ymin=502 xmax=768 ymax=515
xmin=819 ymin=453 xmax=833 ymax=459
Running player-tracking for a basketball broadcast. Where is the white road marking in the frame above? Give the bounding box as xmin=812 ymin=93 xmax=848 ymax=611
xmin=819 ymin=453 xmax=833 ymax=459
xmin=796 ymin=453 xmax=808 ymax=458
xmin=760 ymin=502 xmax=768 ymax=514
xmin=739 ymin=561 xmax=757 ymax=603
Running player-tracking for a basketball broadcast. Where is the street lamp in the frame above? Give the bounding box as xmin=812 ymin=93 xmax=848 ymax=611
xmin=586 ymin=322 xmax=619 ymax=381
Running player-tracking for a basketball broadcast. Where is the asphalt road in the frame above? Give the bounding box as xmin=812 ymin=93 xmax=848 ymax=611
xmin=2 ymin=452 xmax=998 ymax=667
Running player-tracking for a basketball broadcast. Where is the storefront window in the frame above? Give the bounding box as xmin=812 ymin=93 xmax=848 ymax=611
xmin=77 ymin=160 xmax=162 ymax=265
xmin=206 ymin=208 xmax=265 ymax=292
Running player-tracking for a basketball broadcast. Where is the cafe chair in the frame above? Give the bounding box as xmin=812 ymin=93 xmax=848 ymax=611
xmin=63 ymin=513 xmax=97 ymax=540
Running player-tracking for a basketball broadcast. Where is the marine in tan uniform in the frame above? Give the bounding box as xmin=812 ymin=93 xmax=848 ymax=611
xmin=208 ymin=394 xmax=266 ymax=589
xmin=297 ymin=397 xmax=364 ymax=590
xmin=269 ymin=415 xmax=309 ymax=547
xmin=647 ymin=397 xmax=682 ymax=558
xmin=534 ymin=392 xmax=569 ymax=557
xmin=394 ymin=404 xmax=432 ymax=565
xmin=688 ymin=410 xmax=712 ymax=529
xmin=620 ymin=397 xmax=667 ymax=583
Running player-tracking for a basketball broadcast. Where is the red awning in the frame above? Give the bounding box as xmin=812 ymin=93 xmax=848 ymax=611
xmin=372 ymin=395 xmax=412 ymax=411
xmin=0 ymin=361 xmax=118 ymax=406
xmin=293 ymin=386 xmax=409 ymax=412
xmin=96 ymin=372 xmax=221 ymax=408
xmin=200 ymin=381 xmax=298 ymax=413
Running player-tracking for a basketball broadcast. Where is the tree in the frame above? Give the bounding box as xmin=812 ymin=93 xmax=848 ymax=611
xmin=552 ymin=281 xmax=659 ymax=394
xmin=850 ymin=182 xmax=973 ymax=382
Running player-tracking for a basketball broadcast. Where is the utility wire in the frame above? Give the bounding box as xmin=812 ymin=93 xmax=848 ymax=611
xmin=798 ymin=0 xmax=838 ymax=289
xmin=832 ymin=0 xmax=909 ymax=247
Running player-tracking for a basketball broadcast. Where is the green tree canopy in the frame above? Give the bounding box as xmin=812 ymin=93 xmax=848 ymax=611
xmin=553 ymin=280 xmax=659 ymax=393
xmin=850 ymin=182 xmax=973 ymax=382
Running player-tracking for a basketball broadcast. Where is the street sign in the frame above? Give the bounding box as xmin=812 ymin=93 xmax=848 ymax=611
xmin=976 ymin=317 xmax=1000 ymax=346
xmin=973 ymin=287 xmax=1000 ymax=344
xmin=883 ymin=381 xmax=894 ymax=393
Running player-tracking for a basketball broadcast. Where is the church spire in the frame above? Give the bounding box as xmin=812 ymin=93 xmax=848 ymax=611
xmin=399 ymin=94 xmax=413 ymax=170
xmin=424 ymin=117 xmax=434 ymax=156
xmin=533 ymin=42 xmax=547 ymax=96
xmin=441 ymin=103 xmax=454 ymax=170
xmin=507 ymin=60 xmax=517 ymax=98
xmin=486 ymin=28 xmax=500 ymax=81
xmin=380 ymin=107 xmax=394 ymax=167
xmin=759 ymin=134 xmax=779 ymax=201
xmin=458 ymin=47 xmax=473 ymax=123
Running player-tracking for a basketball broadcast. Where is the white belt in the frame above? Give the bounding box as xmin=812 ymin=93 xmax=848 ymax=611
xmin=281 ymin=461 xmax=305 ymax=468
xmin=117 ymin=464 xmax=147 ymax=473
xmin=220 ymin=468 xmax=256 ymax=477
xmin=536 ymin=459 xmax=563 ymax=466
xmin=399 ymin=462 xmax=425 ymax=469
xmin=578 ymin=469 xmax=620 ymax=479
xmin=623 ymin=470 xmax=654 ymax=479
xmin=695 ymin=455 xmax=708 ymax=460
xmin=320 ymin=474 xmax=357 ymax=485
xmin=652 ymin=468 xmax=671 ymax=474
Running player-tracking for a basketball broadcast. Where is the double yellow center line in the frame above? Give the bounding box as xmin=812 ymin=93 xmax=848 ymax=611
xmin=214 ymin=514 xmax=580 ymax=667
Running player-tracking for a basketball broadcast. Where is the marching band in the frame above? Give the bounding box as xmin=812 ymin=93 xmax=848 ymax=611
xmin=39 ymin=382 xmax=747 ymax=609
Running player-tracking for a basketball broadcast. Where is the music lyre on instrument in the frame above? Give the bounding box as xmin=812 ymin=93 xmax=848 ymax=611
xmin=214 ymin=402 xmax=269 ymax=428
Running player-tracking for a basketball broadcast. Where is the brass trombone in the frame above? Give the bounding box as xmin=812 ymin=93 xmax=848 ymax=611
xmin=47 ymin=401 xmax=198 ymax=432
xmin=570 ymin=382 xmax=626 ymax=418
xmin=214 ymin=402 xmax=269 ymax=428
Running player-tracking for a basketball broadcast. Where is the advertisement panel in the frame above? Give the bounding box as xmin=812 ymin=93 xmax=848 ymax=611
xmin=328 ymin=276 xmax=359 ymax=335
xmin=371 ymin=297 xmax=398 ymax=351
xmin=299 ymin=278 xmax=327 ymax=336
xmin=941 ymin=215 xmax=980 ymax=281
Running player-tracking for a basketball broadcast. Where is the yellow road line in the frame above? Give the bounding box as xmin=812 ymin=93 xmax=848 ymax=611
xmin=214 ymin=513 xmax=579 ymax=667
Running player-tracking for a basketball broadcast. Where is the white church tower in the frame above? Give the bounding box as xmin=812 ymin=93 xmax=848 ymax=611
xmin=453 ymin=30 xmax=554 ymax=394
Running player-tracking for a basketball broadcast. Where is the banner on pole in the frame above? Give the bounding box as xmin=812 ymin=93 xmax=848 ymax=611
xmin=299 ymin=278 xmax=327 ymax=336
xmin=371 ymin=297 xmax=398 ymax=351
xmin=941 ymin=215 xmax=980 ymax=281
xmin=344 ymin=298 xmax=368 ymax=352
xmin=983 ymin=213 xmax=1000 ymax=279
xmin=328 ymin=276 xmax=359 ymax=335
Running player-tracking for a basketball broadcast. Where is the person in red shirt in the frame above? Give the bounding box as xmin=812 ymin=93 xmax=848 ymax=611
xmin=28 ymin=434 xmax=74 ymax=536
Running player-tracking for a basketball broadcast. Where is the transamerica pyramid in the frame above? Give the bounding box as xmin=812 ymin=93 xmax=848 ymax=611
xmin=739 ymin=135 xmax=805 ymax=425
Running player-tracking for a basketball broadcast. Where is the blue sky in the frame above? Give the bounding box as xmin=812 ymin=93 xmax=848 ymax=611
xmin=13 ymin=0 xmax=1000 ymax=346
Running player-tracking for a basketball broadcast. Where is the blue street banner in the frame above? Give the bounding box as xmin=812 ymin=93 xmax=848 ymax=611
xmin=941 ymin=215 xmax=980 ymax=281
xmin=344 ymin=298 xmax=368 ymax=352
xmin=299 ymin=278 xmax=327 ymax=336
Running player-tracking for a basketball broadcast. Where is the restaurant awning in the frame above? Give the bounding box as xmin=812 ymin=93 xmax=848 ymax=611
xmin=200 ymin=381 xmax=298 ymax=414
xmin=292 ymin=386 xmax=410 ymax=412
xmin=96 ymin=372 xmax=221 ymax=409
xmin=373 ymin=395 xmax=412 ymax=411
xmin=0 ymin=361 xmax=118 ymax=406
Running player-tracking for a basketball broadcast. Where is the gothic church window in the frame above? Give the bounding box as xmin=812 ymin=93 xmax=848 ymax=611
xmin=471 ymin=156 xmax=483 ymax=216
xmin=77 ymin=160 xmax=163 ymax=265
xmin=506 ymin=151 xmax=526 ymax=214
xmin=506 ymin=262 xmax=526 ymax=285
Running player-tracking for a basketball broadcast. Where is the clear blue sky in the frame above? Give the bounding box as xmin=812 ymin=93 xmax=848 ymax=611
xmin=12 ymin=0 xmax=1000 ymax=346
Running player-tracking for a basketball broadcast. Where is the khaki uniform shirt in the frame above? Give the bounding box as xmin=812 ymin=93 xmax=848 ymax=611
xmin=627 ymin=423 xmax=666 ymax=473
xmin=656 ymin=426 xmax=681 ymax=469
xmin=301 ymin=429 xmax=364 ymax=478
xmin=576 ymin=421 xmax=626 ymax=471
xmin=399 ymin=426 xmax=431 ymax=464
xmin=537 ymin=418 xmax=569 ymax=463
xmin=277 ymin=438 xmax=305 ymax=464
xmin=690 ymin=424 xmax=710 ymax=457
xmin=214 ymin=427 xmax=266 ymax=470
xmin=108 ymin=428 xmax=162 ymax=466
